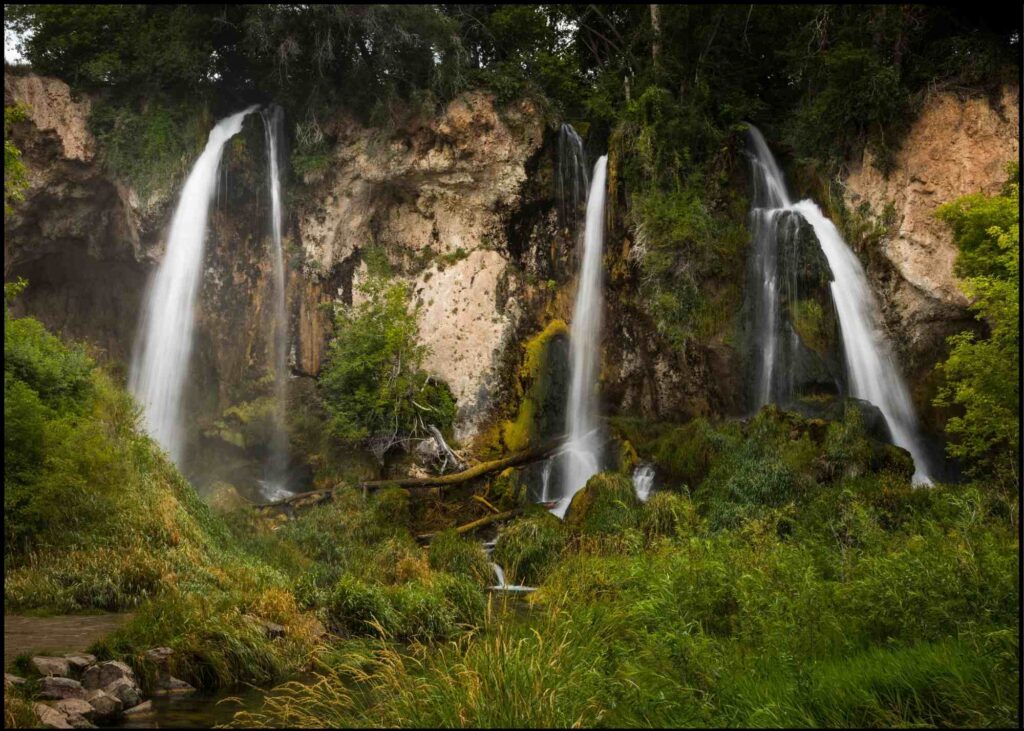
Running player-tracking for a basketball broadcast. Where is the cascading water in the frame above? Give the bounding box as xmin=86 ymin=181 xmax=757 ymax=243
xmin=632 ymin=463 xmax=655 ymax=503
xmin=130 ymin=106 xmax=258 ymax=464
xmin=552 ymin=155 xmax=608 ymax=519
xmin=258 ymin=105 xmax=292 ymax=501
xmin=744 ymin=125 xmax=933 ymax=484
xmin=557 ymin=123 xmax=589 ymax=234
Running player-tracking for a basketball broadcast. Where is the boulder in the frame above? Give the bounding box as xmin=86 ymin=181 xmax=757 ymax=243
xmin=85 ymin=690 xmax=123 ymax=722
xmin=33 ymin=702 xmax=73 ymax=729
xmin=143 ymin=647 xmax=174 ymax=666
xmin=564 ymin=472 xmax=641 ymax=535
xmin=260 ymin=619 xmax=286 ymax=640
xmin=31 ymin=656 xmax=72 ymax=677
xmin=153 ymin=675 xmax=196 ymax=695
xmin=64 ymin=714 xmax=96 ymax=729
xmin=82 ymin=660 xmax=134 ymax=690
xmin=62 ymin=654 xmax=97 ymax=674
xmin=53 ymin=699 xmax=94 ymax=721
xmin=122 ymin=700 xmax=154 ymax=717
xmin=38 ymin=677 xmax=85 ymax=701
xmin=103 ymin=678 xmax=142 ymax=710
xmin=4 ymin=672 xmax=27 ymax=688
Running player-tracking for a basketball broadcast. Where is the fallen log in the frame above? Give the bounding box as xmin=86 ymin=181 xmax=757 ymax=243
xmin=253 ymin=438 xmax=563 ymax=509
xmin=416 ymin=508 xmax=523 ymax=542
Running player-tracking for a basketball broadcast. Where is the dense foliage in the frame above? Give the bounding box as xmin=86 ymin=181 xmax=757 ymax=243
xmin=3 ymin=104 xmax=28 ymax=216
xmin=319 ymin=275 xmax=456 ymax=458
xmin=934 ymin=164 xmax=1020 ymax=488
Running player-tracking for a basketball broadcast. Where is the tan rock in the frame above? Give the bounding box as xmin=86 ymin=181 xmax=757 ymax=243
xmin=843 ymin=85 xmax=1019 ymax=353
xmin=4 ymin=73 xmax=95 ymax=161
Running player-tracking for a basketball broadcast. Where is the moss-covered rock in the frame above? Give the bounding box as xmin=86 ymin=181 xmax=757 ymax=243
xmin=563 ymin=472 xmax=641 ymax=536
xmin=500 ymin=320 xmax=570 ymax=452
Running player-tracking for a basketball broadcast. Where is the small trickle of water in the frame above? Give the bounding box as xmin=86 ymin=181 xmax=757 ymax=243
xmin=489 ymin=562 xmax=535 ymax=594
xmin=632 ymin=463 xmax=655 ymax=502
xmin=130 ymin=106 xmax=258 ymax=464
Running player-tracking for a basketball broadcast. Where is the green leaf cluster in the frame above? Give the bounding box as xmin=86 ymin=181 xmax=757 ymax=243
xmin=934 ymin=164 xmax=1019 ymax=484
xmin=319 ymin=275 xmax=455 ymax=450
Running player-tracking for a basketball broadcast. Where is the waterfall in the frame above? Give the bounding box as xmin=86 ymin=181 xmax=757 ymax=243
xmin=552 ymin=155 xmax=608 ymax=519
xmin=489 ymin=562 xmax=536 ymax=593
xmin=557 ymin=124 xmax=589 ymax=234
xmin=130 ymin=106 xmax=258 ymax=464
xmin=744 ymin=125 xmax=933 ymax=484
xmin=632 ymin=463 xmax=655 ymax=503
xmin=259 ymin=105 xmax=291 ymax=500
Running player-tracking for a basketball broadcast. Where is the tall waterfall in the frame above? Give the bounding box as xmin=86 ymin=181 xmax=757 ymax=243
xmin=130 ymin=106 xmax=258 ymax=464
xmin=553 ymin=155 xmax=608 ymax=519
xmin=745 ymin=125 xmax=933 ymax=484
xmin=259 ymin=105 xmax=291 ymax=499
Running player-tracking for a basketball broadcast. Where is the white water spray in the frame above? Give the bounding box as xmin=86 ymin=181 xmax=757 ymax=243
xmin=745 ymin=125 xmax=933 ymax=484
xmin=259 ymin=105 xmax=291 ymax=499
xmin=130 ymin=106 xmax=258 ymax=463
xmin=632 ymin=463 xmax=655 ymax=503
xmin=791 ymin=201 xmax=933 ymax=484
xmin=552 ymin=155 xmax=608 ymax=519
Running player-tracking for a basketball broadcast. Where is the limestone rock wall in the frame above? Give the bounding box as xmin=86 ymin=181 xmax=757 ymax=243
xmin=841 ymin=84 xmax=1019 ymax=424
xmin=295 ymin=91 xmax=547 ymax=439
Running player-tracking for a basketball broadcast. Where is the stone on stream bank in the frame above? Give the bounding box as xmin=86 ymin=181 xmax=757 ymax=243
xmin=20 ymin=648 xmax=182 ymax=728
xmin=31 ymin=656 xmax=71 ymax=677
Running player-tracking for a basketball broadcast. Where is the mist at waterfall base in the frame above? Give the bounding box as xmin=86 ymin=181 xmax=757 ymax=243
xmin=258 ymin=105 xmax=293 ymax=502
xmin=130 ymin=106 xmax=258 ymax=465
xmin=744 ymin=125 xmax=935 ymax=485
xmin=550 ymin=154 xmax=609 ymax=519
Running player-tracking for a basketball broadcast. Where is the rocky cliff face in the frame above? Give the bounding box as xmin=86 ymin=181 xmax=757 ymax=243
xmin=4 ymin=73 xmax=146 ymax=366
xmin=841 ymin=84 xmax=1019 ymax=426
xmin=293 ymin=91 xmax=549 ymax=440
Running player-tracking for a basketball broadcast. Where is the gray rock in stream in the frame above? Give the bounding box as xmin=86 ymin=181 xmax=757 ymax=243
xmin=152 ymin=675 xmax=197 ymax=695
xmin=103 ymin=678 xmax=142 ymax=710
xmin=82 ymin=660 xmax=135 ymax=690
xmin=31 ymin=656 xmax=71 ymax=677
xmin=33 ymin=702 xmax=73 ymax=729
xmin=85 ymin=689 xmax=122 ymax=722
xmin=62 ymin=654 xmax=97 ymax=675
xmin=122 ymin=700 xmax=153 ymax=717
xmin=53 ymin=699 xmax=94 ymax=721
xmin=38 ymin=677 xmax=86 ymax=700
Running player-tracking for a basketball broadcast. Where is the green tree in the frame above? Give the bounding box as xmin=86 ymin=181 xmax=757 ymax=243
xmin=934 ymin=164 xmax=1019 ymax=486
xmin=4 ymin=104 xmax=29 ymax=217
xmin=319 ymin=275 xmax=455 ymax=462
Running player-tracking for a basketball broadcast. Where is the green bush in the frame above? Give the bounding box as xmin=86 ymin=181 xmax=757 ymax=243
xmin=319 ymin=275 xmax=456 ymax=456
xmin=639 ymin=491 xmax=702 ymax=541
xmin=427 ymin=530 xmax=492 ymax=586
xmin=492 ymin=510 xmax=566 ymax=586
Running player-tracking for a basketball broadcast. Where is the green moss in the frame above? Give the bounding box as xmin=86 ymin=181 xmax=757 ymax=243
xmin=789 ymin=299 xmax=830 ymax=356
xmin=564 ymin=472 xmax=641 ymax=536
xmin=500 ymin=319 xmax=568 ymax=452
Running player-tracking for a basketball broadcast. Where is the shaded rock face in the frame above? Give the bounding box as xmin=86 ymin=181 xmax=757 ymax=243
xmin=841 ymin=85 xmax=1019 ymax=425
xmin=295 ymin=91 xmax=548 ymax=439
xmin=4 ymin=74 xmax=148 ymax=367
xmin=746 ymin=210 xmax=845 ymax=406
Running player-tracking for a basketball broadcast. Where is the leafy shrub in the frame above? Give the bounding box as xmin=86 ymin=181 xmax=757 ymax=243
xmin=319 ymin=275 xmax=456 ymax=458
xmin=492 ymin=510 xmax=566 ymax=586
xmin=427 ymin=530 xmax=492 ymax=586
